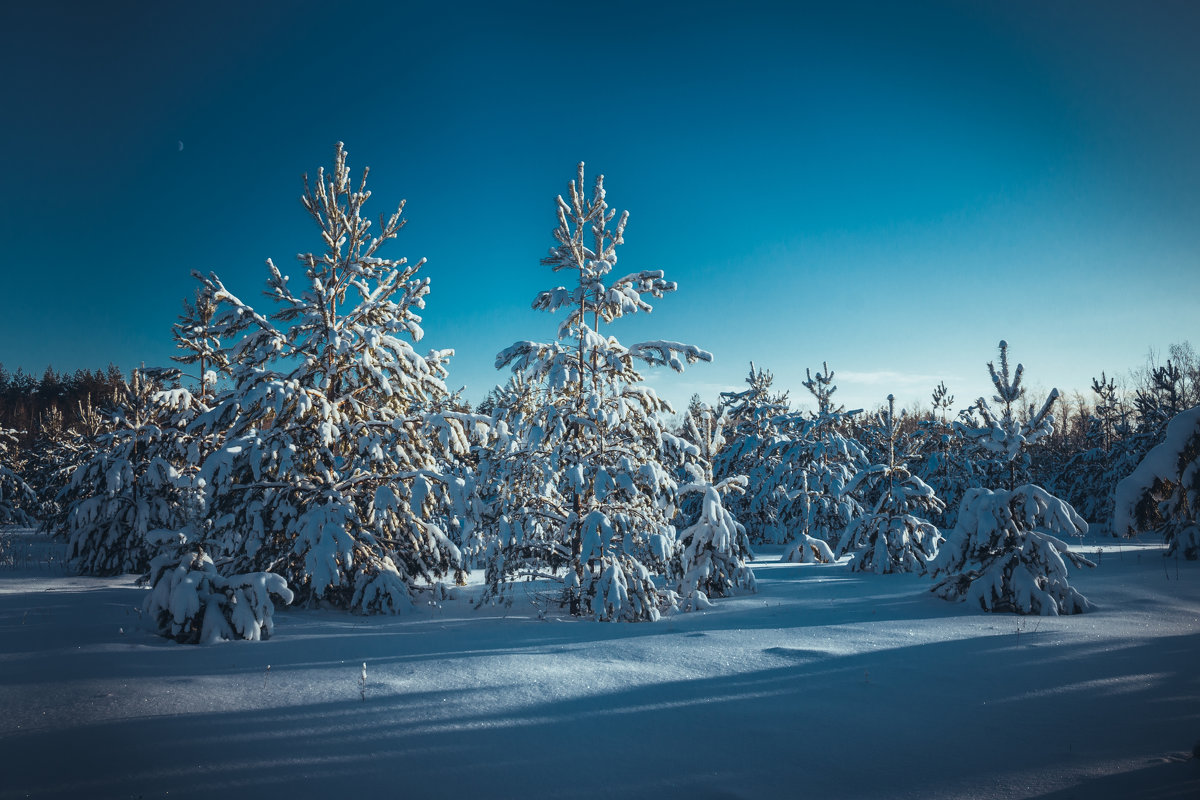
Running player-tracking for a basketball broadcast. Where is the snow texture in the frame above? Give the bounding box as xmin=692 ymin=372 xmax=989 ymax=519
xmin=2 ymin=527 xmax=1197 ymax=799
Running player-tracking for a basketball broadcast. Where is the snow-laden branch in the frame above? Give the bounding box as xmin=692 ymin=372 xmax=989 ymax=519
xmin=628 ymin=341 xmax=713 ymax=372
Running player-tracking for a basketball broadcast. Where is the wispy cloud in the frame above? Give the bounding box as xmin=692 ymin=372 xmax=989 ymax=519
xmin=837 ymin=370 xmax=959 ymax=388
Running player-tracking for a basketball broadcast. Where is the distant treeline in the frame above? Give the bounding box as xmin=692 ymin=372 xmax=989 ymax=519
xmin=0 ymin=364 xmax=127 ymax=444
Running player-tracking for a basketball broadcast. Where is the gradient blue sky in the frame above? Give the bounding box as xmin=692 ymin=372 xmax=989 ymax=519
xmin=2 ymin=0 xmax=1197 ymax=413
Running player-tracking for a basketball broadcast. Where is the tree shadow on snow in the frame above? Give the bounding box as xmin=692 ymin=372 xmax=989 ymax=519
xmin=2 ymin=627 xmax=1198 ymax=800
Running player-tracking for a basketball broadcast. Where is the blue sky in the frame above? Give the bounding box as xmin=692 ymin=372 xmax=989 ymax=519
xmin=2 ymin=0 xmax=1197 ymax=414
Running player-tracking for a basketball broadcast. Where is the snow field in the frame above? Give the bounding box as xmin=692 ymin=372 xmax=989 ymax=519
xmin=1 ymin=530 xmax=1198 ymax=799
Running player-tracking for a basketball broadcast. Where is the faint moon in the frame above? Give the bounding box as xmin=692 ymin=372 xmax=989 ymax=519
xmin=178 ymin=140 xmax=184 ymax=152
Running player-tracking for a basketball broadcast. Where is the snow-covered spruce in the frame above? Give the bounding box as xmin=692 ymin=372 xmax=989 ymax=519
xmin=673 ymin=403 xmax=756 ymax=610
xmin=191 ymin=143 xmax=480 ymax=613
xmin=838 ymin=395 xmax=944 ymax=574
xmin=929 ymin=485 xmax=1094 ymax=614
xmin=143 ymin=536 xmax=293 ymax=644
xmin=482 ymin=162 xmax=711 ymax=621
xmin=1113 ymin=404 xmax=1200 ymax=559
xmin=0 ymin=425 xmax=36 ymax=527
xmin=59 ymin=369 xmax=201 ymax=576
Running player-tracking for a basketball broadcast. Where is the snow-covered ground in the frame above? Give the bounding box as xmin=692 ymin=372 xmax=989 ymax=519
xmin=1 ymin=528 xmax=1197 ymax=799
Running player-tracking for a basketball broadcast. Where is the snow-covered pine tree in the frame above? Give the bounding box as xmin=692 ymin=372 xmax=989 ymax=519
xmin=143 ymin=533 xmax=294 ymax=644
xmin=804 ymin=362 xmax=843 ymax=415
xmin=709 ymin=362 xmax=864 ymax=562
xmin=1113 ymin=404 xmax=1200 ymax=559
xmin=913 ymin=381 xmax=978 ymax=529
xmin=839 ymin=395 xmax=944 ymax=573
xmin=422 ymin=390 xmax=488 ymax=564
xmin=32 ymin=395 xmax=112 ymax=534
xmin=172 ymin=284 xmax=229 ymax=404
xmin=1138 ymin=360 xmax=1185 ymax=429
xmin=1121 ymin=360 xmax=1193 ymax=480
xmin=930 ymin=485 xmax=1093 ymax=614
xmin=59 ymin=368 xmax=201 ymax=576
xmin=163 ymin=277 xmax=228 ymax=542
xmin=484 ymin=162 xmax=711 ymax=621
xmin=1047 ymin=374 xmax=1141 ymax=533
xmin=476 ymin=373 xmax=555 ymax=577
xmin=192 ymin=143 xmax=477 ymax=613
xmin=720 ymin=363 xmax=789 ymax=423
xmin=0 ymin=425 xmax=35 ymax=527
xmin=954 ymin=340 xmax=1057 ymax=491
xmin=711 ymin=363 xmax=792 ymax=542
xmin=140 ymin=293 xmax=291 ymax=643
xmin=932 ymin=381 xmax=954 ymax=426
xmin=680 ymin=393 xmax=704 ymax=430
xmin=777 ymin=364 xmax=867 ymax=561
xmin=1091 ymin=372 xmax=1124 ymax=455
xmin=673 ymin=402 xmax=755 ymax=609
xmin=931 ymin=341 xmax=1094 ymax=614
xmin=26 ymin=407 xmax=70 ymax=524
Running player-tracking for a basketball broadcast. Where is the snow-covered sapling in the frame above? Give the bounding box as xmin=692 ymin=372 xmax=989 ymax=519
xmin=712 ymin=363 xmax=792 ymax=542
xmin=776 ymin=366 xmax=866 ymax=559
xmin=838 ymin=395 xmax=944 ymax=574
xmin=932 ymin=341 xmax=1093 ymax=614
xmin=673 ymin=403 xmax=756 ymax=610
xmin=804 ymin=362 xmax=843 ymax=415
xmin=955 ymin=340 xmax=1057 ymax=490
xmin=1113 ymin=405 xmax=1200 ymax=559
xmin=913 ymin=381 xmax=976 ymax=529
xmin=59 ymin=368 xmax=201 ymax=576
xmin=0 ymin=426 xmax=35 ymax=528
xmin=929 ymin=485 xmax=1094 ymax=615
xmin=779 ymin=471 xmax=837 ymax=564
xmin=172 ymin=284 xmax=228 ymax=405
xmin=143 ymin=536 xmax=294 ymax=644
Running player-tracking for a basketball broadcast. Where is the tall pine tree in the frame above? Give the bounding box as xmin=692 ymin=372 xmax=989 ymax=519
xmin=192 ymin=143 xmax=477 ymax=613
xmin=483 ymin=162 xmax=710 ymax=621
